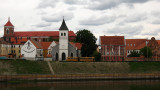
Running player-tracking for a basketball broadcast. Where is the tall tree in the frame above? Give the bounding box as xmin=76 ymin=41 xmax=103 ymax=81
xmin=140 ymin=46 xmax=152 ymax=58
xmin=76 ymin=29 xmax=97 ymax=57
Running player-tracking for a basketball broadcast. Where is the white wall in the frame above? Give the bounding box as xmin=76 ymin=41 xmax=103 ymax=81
xmin=21 ymin=40 xmax=37 ymax=58
xmin=59 ymin=30 xmax=68 ymax=61
xmin=48 ymin=41 xmax=57 ymax=54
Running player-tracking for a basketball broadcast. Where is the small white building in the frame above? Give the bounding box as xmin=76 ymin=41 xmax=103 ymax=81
xmin=21 ymin=40 xmax=43 ymax=60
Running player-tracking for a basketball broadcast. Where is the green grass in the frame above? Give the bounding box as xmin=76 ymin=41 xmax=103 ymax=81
xmin=0 ymin=60 xmax=50 ymax=75
xmin=1 ymin=60 xmax=160 ymax=75
xmin=129 ymin=62 xmax=160 ymax=73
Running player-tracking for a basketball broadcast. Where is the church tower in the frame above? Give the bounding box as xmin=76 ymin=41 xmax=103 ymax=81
xmin=59 ymin=18 xmax=69 ymax=61
xmin=3 ymin=18 xmax=14 ymax=42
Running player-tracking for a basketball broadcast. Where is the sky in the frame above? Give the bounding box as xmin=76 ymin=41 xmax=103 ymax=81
xmin=0 ymin=0 xmax=160 ymax=42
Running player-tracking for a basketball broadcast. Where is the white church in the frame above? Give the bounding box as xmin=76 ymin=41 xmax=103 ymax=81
xmin=21 ymin=19 xmax=82 ymax=61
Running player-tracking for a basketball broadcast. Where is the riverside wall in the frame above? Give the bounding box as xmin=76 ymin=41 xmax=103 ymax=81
xmin=0 ymin=73 xmax=160 ymax=82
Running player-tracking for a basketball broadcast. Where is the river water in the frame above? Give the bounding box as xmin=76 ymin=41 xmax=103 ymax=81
xmin=0 ymin=80 xmax=160 ymax=90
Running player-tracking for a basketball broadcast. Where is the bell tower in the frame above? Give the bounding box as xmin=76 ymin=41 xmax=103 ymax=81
xmin=59 ymin=18 xmax=69 ymax=61
xmin=4 ymin=17 xmax=14 ymax=42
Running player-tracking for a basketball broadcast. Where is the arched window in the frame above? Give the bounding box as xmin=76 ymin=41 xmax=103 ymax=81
xmin=62 ymin=52 xmax=66 ymax=60
xmin=61 ymin=33 xmax=63 ymax=36
xmin=64 ymin=33 xmax=66 ymax=36
xmin=71 ymin=52 xmax=73 ymax=57
xmin=6 ymin=28 xmax=9 ymax=34
xmin=56 ymin=53 xmax=58 ymax=61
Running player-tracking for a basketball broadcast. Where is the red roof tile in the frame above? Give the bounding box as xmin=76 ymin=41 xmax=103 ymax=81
xmin=4 ymin=20 xmax=14 ymax=26
xmin=157 ymin=40 xmax=160 ymax=45
xmin=126 ymin=39 xmax=147 ymax=50
xmin=30 ymin=39 xmax=42 ymax=49
xmin=100 ymin=36 xmax=125 ymax=45
xmin=70 ymin=42 xmax=82 ymax=50
xmin=14 ymin=31 xmax=76 ymax=37
xmin=11 ymin=37 xmax=28 ymax=44
xmin=39 ymin=42 xmax=52 ymax=49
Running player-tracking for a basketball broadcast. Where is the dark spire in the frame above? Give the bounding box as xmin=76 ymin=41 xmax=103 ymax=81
xmin=59 ymin=18 xmax=69 ymax=30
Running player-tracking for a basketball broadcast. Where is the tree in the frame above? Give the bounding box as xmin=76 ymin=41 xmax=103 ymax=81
xmin=92 ymin=51 xmax=101 ymax=61
xmin=76 ymin=29 xmax=97 ymax=57
xmin=128 ymin=50 xmax=140 ymax=57
xmin=140 ymin=46 xmax=152 ymax=58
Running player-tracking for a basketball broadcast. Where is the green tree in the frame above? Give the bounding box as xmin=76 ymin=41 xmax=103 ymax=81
xmin=140 ymin=46 xmax=152 ymax=58
xmin=128 ymin=50 xmax=140 ymax=57
xmin=76 ymin=29 xmax=97 ymax=57
xmin=92 ymin=51 xmax=101 ymax=61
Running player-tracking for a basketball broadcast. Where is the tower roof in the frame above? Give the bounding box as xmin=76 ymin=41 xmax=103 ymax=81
xmin=4 ymin=18 xmax=14 ymax=27
xmin=59 ymin=19 xmax=69 ymax=30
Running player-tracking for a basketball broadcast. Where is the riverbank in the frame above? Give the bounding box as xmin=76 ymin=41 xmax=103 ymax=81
xmin=1 ymin=60 xmax=160 ymax=81
xmin=0 ymin=73 xmax=160 ymax=82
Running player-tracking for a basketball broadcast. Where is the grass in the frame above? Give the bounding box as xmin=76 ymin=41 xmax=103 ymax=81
xmin=129 ymin=62 xmax=160 ymax=73
xmin=1 ymin=60 xmax=160 ymax=75
xmin=0 ymin=60 xmax=50 ymax=75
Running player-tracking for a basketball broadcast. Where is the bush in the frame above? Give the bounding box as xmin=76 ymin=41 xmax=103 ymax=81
xmin=92 ymin=51 xmax=101 ymax=61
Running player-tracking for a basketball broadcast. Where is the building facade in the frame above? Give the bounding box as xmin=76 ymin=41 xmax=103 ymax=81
xmin=99 ymin=36 xmax=125 ymax=61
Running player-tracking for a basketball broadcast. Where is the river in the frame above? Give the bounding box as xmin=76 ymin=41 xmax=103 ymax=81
xmin=0 ymin=80 xmax=160 ymax=90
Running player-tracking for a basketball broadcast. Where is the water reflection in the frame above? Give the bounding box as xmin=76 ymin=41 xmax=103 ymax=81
xmin=0 ymin=80 xmax=160 ymax=90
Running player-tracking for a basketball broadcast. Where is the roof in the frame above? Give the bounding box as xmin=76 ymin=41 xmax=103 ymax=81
xmin=11 ymin=37 xmax=28 ymax=44
xmin=100 ymin=36 xmax=125 ymax=45
xmin=14 ymin=31 xmax=75 ymax=37
xmin=157 ymin=40 xmax=160 ymax=45
xmin=4 ymin=19 xmax=14 ymax=27
xmin=39 ymin=42 xmax=52 ymax=49
xmin=30 ymin=39 xmax=42 ymax=49
xmin=126 ymin=39 xmax=147 ymax=50
xmin=59 ymin=19 xmax=69 ymax=30
xmin=70 ymin=42 xmax=82 ymax=50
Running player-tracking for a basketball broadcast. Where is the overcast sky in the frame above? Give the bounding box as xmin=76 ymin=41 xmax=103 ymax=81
xmin=0 ymin=0 xmax=160 ymax=42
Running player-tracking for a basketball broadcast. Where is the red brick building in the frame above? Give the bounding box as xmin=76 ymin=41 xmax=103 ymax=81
xmin=3 ymin=18 xmax=76 ymax=44
xmin=126 ymin=39 xmax=147 ymax=57
xmin=99 ymin=36 xmax=125 ymax=61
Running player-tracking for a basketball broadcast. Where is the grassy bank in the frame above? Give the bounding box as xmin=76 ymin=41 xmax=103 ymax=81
xmin=0 ymin=60 xmax=50 ymax=75
xmin=0 ymin=60 xmax=160 ymax=75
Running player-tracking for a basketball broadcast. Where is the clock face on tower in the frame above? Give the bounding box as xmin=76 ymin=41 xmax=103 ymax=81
xmin=22 ymin=42 xmax=35 ymax=53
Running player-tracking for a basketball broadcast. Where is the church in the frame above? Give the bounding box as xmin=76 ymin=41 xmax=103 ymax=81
xmin=0 ymin=18 xmax=82 ymax=60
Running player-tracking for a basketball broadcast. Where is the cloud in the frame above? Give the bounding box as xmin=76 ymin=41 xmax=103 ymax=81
xmin=151 ymin=19 xmax=160 ymax=24
xmin=38 ymin=0 xmax=60 ymax=8
xmin=106 ymin=25 xmax=143 ymax=35
xmin=124 ymin=13 xmax=147 ymax=23
xmin=42 ymin=12 xmax=74 ymax=22
xmin=79 ymin=15 xmax=116 ymax=26
xmin=87 ymin=0 xmax=150 ymax=10
xmin=33 ymin=22 xmax=51 ymax=27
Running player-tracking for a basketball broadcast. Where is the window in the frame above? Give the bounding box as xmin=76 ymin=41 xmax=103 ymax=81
xmin=134 ymin=44 xmax=135 ymax=46
xmin=19 ymin=50 xmax=21 ymax=53
xmin=128 ymin=50 xmax=129 ymax=53
xmin=131 ymin=44 xmax=132 ymax=46
xmin=64 ymin=33 xmax=66 ymax=36
xmin=128 ymin=44 xmax=129 ymax=46
xmin=6 ymin=28 xmax=9 ymax=34
xmin=61 ymin=33 xmax=63 ymax=36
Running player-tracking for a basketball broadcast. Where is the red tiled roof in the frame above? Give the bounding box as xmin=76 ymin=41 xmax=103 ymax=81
xmin=70 ymin=42 xmax=82 ymax=50
xmin=100 ymin=36 xmax=125 ymax=45
xmin=30 ymin=39 xmax=42 ymax=49
xmin=157 ymin=40 xmax=160 ymax=45
xmin=39 ymin=42 xmax=52 ymax=49
xmin=11 ymin=37 xmax=28 ymax=44
xmin=14 ymin=31 xmax=76 ymax=37
xmin=4 ymin=20 xmax=14 ymax=26
xmin=126 ymin=39 xmax=147 ymax=50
